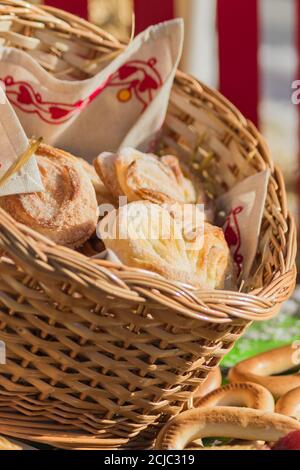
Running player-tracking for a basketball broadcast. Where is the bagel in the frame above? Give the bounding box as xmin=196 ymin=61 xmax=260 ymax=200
xmin=193 ymin=368 xmax=222 ymax=401
xmin=276 ymin=387 xmax=300 ymax=420
xmin=187 ymin=443 xmax=270 ymax=451
xmin=229 ymin=345 xmax=300 ymax=398
xmin=195 ymin=382 xmax=274 ymax=411
xmin=155 ymin=407 xmax=300 ymax=450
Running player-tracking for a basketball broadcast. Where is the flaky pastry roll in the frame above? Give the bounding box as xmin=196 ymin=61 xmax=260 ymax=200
xmin=0 ymin=144 xmax=98 ymax=248
xmin=99 ymin=201 xmax=232 ymax=289
xmin=78 ymin=157 xmax=116 ymax=207
xmin=94 ymin=148 xmax=198 ymax=204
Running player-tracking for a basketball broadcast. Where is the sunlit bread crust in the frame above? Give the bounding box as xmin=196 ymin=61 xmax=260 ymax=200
xmin=229 ymin=345 xmax=300 ymax=399
xmin=155 ymin=407 xmax=300 ymax=450
xmin=195 ymin=382 xmax=275 ymax=412
xmin=99 ymin=201 xmax=232 ymax=289
xmin=0 ymin=144 xmax=98 ymax=248
xmin=94 ymin=148 xmax=200 ymax=204
xmin=193 ymin=367 xmax=222 ymax=400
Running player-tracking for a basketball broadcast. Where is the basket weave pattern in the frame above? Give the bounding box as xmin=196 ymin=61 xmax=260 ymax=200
xmin=0 ymin=1 xmax=296 ymax=449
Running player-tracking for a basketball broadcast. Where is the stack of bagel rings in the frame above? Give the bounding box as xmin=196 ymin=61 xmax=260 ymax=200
xmin=155 ymin=344 xmax=300 ymax=450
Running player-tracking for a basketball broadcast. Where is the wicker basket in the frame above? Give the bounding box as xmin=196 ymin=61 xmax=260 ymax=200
xmin=0 ymin=0 xmax=296 ymax=450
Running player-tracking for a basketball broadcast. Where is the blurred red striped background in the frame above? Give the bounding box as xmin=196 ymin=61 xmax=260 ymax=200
xmin=42 ymin=0 xmax=268 ymax=128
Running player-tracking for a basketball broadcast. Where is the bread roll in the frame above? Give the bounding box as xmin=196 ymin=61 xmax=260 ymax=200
xmin=99 ymin=201 xmax=231 ymax=289
xmin=0 ymin=144 xmax=98 ymax=248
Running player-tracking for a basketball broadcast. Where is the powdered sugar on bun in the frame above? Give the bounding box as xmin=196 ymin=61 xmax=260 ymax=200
xmin=0 ymin=144 xmax=98 ymax=248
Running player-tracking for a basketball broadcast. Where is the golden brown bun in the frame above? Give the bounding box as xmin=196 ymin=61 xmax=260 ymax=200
xmin=161 ymin=155 xmax=199 ymax=203
xmin=0 ymin=144 xmax=98 ymax=248
xmin=94 ymin=148 xmax=198 ymax=204
xmin=99 ymin=201 xmax=232 ymax=289
xmin=191 ymin=222 xmax=233 ymax=289
xmin=276 ymin=386 xmax=300 ymax=420
xmin=93 ymin=152 xmax=123 ymax=199
xmin=78 ymin=157 xmax=116 ymax=207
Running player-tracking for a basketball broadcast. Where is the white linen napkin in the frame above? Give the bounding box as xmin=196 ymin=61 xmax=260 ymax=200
xmin=216 ymin=170 xmax=270 ymax=281
xmin=0 ymin=86 xmax=43 ymax=196
xmin=0 ymin=20 xmax=183 ymax=162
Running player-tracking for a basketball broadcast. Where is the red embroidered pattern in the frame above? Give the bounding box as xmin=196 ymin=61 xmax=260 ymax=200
xmin=224 ymin=206 xmax=244 ymax=277
xmin=0 ymin=58 xmax=162 ymax=125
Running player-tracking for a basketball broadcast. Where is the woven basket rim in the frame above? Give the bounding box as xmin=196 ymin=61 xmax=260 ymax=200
xmin=0 ymin=195 xmax=296 ymax=324
xmin=0 ymin=0 xmax=126 ymax=47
